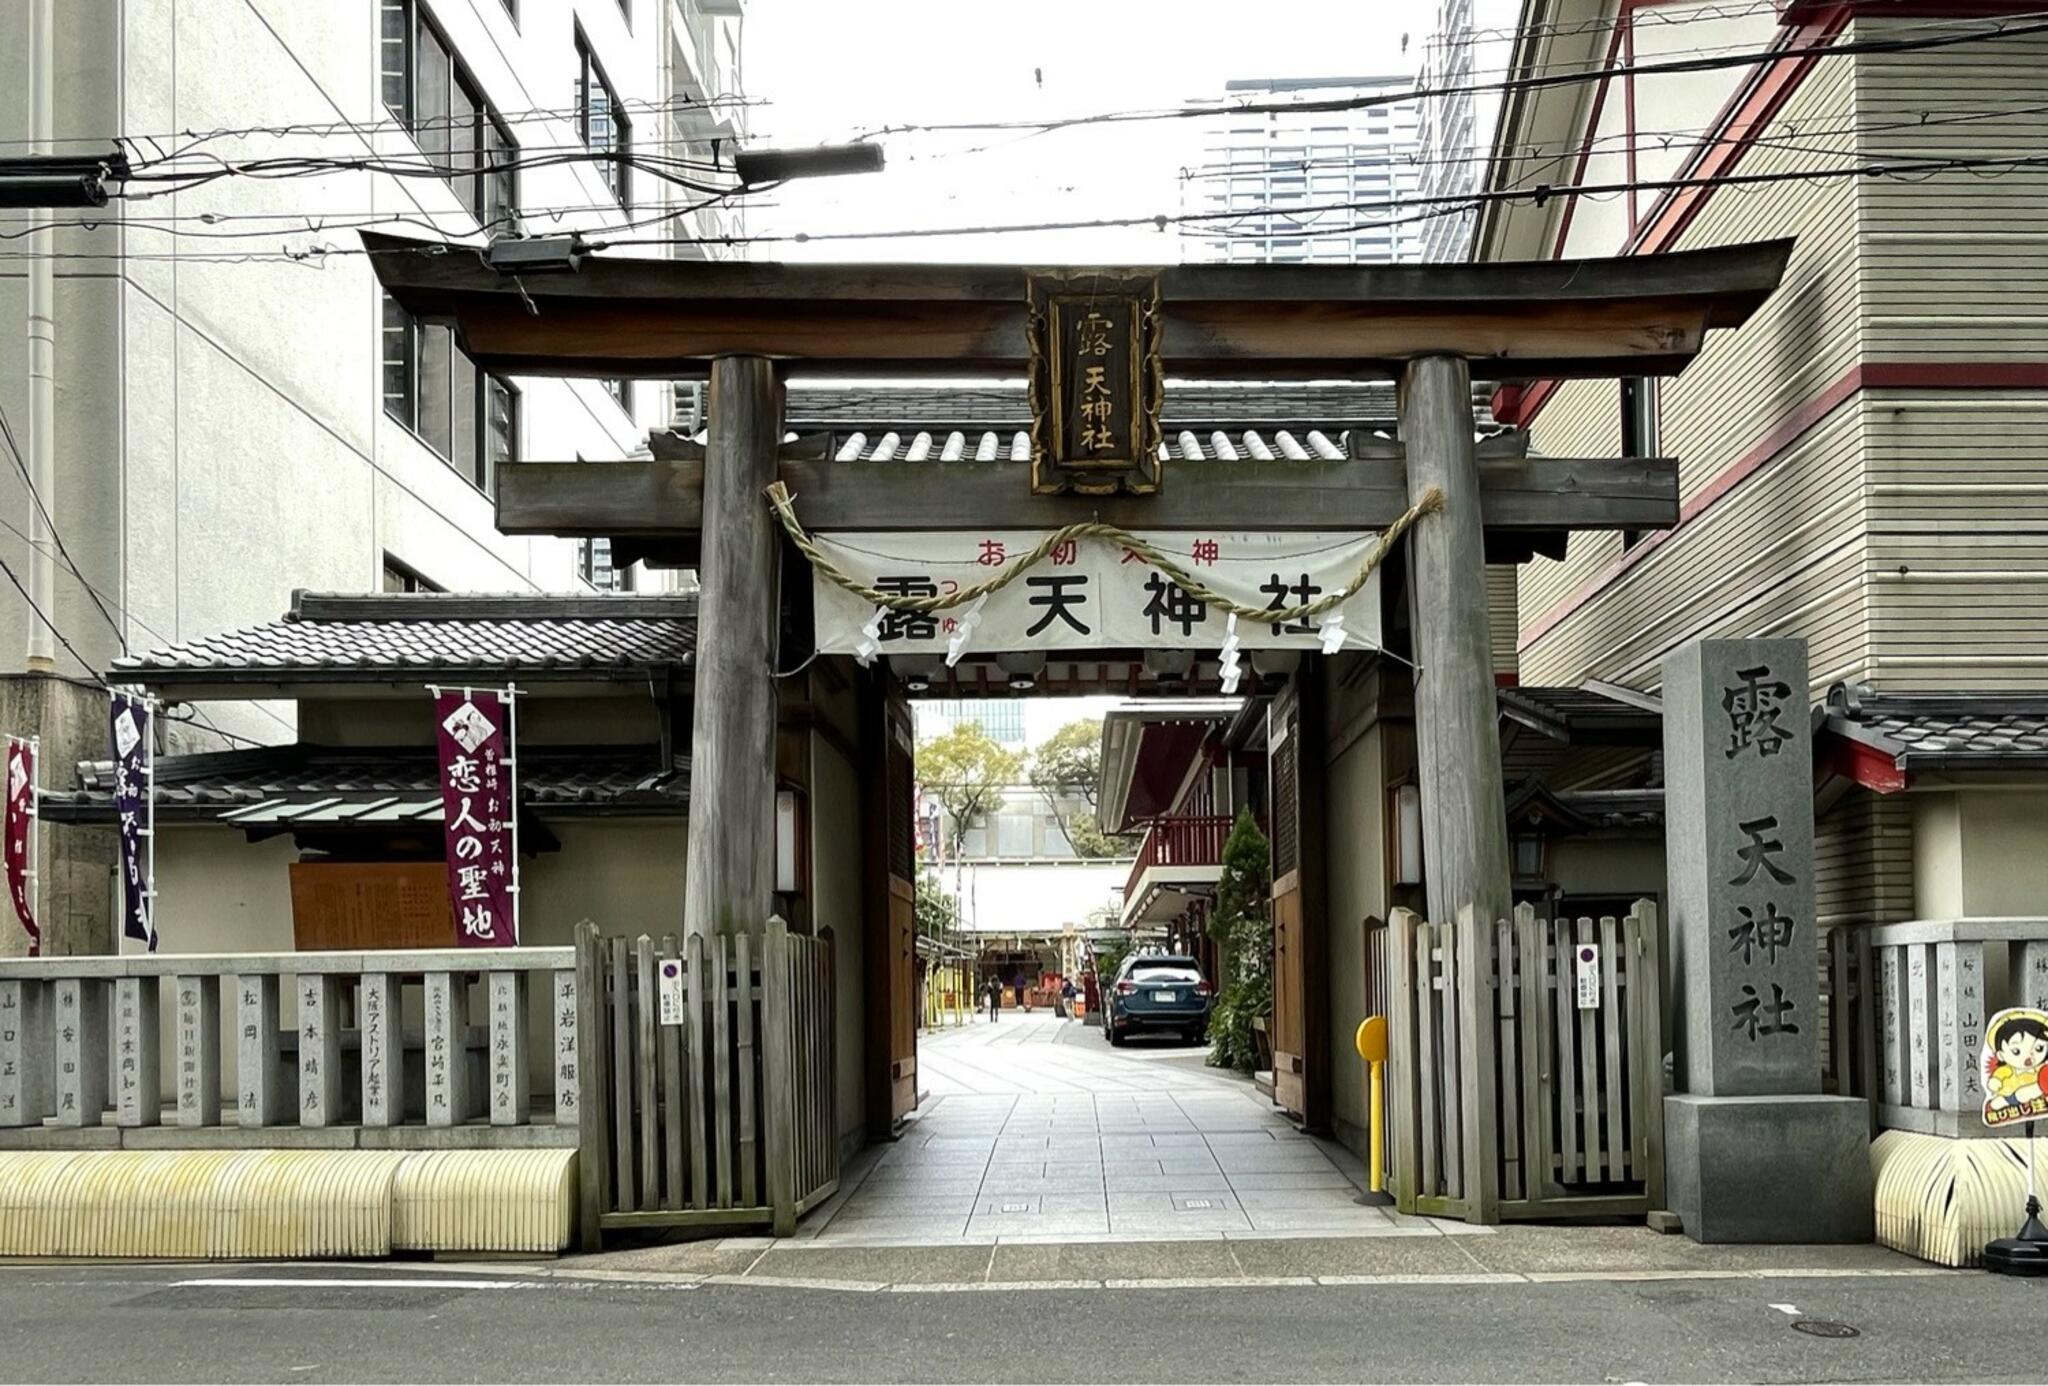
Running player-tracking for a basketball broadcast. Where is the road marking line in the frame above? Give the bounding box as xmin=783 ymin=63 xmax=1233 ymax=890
xmin=172 ymin=1277 xmax=528 ymax=1290
xmin=1770 ymin=1303 xmax=1802 ymax=1316
xmin=702 ymin=1274 xmax=888 ymax=1293
xmin=888 ymin=1280 xmax=1104 ymax=1293
xmin=1317 ymin=1273 xmax=1525 ymax=1286
xmin=1102 ymin=1275 xmax=1318 ymax=1289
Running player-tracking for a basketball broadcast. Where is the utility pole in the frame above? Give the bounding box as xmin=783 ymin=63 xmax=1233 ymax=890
xmin=24 ymin=0 xmax=56 ymax=670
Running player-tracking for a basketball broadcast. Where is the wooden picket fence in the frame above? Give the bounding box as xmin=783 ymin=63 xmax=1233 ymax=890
xmin=1387 ymin=901 xmax=1665 ymax=1224
xmin=573 ymin=917 xmax=838 ymax=1244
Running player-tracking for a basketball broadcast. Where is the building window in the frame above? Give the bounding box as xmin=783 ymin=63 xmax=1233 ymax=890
xmin=603 ymin=378 xmax=631 ymax=413
xmin=996 ymin=812 xmax=1035 ymax=858
xmin=1619 ymin=377 xmax=1662 ymax=550
xmin=382 ymin=555 xmax=443 ymax=593
xmin=380 ymin=0 xmax=518 ymax=227
xmin=579 ymin=537 xmax=622 ymax=591
xmin=576 ymin=32 xmax=631 ymax=206
xmin=382 ymin=294 xmax=519 ymax=493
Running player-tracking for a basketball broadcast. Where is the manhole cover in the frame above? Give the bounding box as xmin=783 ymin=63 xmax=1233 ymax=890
xmin=1791 ymin=1320 xmax=1860 ymax=1339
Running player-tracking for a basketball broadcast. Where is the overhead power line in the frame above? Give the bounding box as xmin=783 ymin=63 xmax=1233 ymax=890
xmin=856 ymin=11 xmax=2048 ymax=139
xmin=3 ymin=141 xmax=2047 ymax=265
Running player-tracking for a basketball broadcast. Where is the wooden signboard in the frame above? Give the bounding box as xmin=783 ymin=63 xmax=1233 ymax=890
xmin=288 ymin=861 xmax=457 ymax=951
xmin=1026 ymin=270 xmax=1163 ymax=496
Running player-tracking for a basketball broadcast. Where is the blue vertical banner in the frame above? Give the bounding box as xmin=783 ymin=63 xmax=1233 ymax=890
xmin=109 ymin=693 xmax=156 ymax=951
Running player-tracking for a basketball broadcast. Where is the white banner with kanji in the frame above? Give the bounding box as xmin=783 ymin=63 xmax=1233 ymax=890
xmin=811 ymin=530 xmax=1383 ymax=656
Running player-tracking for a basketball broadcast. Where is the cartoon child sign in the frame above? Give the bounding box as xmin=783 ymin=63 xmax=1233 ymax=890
xmin=1984 ymin=1007 xmax=2048 ymax=1128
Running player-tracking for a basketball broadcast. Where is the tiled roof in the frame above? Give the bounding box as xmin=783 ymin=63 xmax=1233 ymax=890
xmin=820 ymin=426 xmax=1381 ymax=463
xmin=1824 ymin=684 xmax=2048 ymax=774
xmin=1505 ymin=778 xmax=1663 ymax=834
xmin=1499 ymin=682 xmax=1663 ymax=745
xmin=722 ymin=380 xmax=1503 ymax=464
xmin=108 ymin=592 xmax=695 ymax=686
xmin=42 ymin=744 xmax=687 ymax=824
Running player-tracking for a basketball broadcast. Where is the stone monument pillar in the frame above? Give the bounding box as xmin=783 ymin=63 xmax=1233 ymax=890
xmin=1662 ymin=638 xmax=1873 ymax=1243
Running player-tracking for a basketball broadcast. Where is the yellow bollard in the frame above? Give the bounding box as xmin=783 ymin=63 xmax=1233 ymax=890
xmin=1355 ymin=1016 xmax=1388 ymax=1194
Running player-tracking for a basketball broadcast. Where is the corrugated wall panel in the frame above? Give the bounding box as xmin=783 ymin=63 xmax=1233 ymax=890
xmin=1522 ymin=405 xmax=1871 ymax=692
xmin=1520 ymin=54 xmax=1868 ymax=687
xmin=1855 ymin=21 xmax=2048 ymax=360
xmin=1486 ymin=564 xmax=1519 ymax=681
xmin=1816 ymin=789 xmax=1913 ymax=932
xmin=1852 ymin=16 xmax=2048 ymax=693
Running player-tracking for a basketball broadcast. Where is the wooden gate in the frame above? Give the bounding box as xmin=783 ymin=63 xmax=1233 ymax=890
xmin=1387 ymin=901 xmax=1665 ymax=1223
xmin=574 ymin=917 xmax=838 ymax=1245
xmin=883 ymin=696 xmax=918 ymax=1121
xmin=1268 ymin=691 xmax=1308 ymax=1119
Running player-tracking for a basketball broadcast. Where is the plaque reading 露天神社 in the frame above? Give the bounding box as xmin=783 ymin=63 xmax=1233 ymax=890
xmin=1026 ymin=271 xmax=1163 ymax=496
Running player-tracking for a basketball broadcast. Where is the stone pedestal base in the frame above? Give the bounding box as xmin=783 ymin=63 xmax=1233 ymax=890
xmin=1666 ymin=1093 xmax=1873 ymax=1244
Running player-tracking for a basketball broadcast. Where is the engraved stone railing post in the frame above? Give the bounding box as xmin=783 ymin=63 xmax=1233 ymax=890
xmin=360 ymin=972 xmax=400 ymax=1128
xmin=53 ymin=977 xmax=108 ymax=1127
xmin=488 ymin=970 xmax=529 ymax=1125
xmin=174 ymin=975 xmax=220 ymax=1127
xmin=235 ymin=973 xmax=283 ymax=1127
xmin=552 ymin=968 xmax=578 ymax=1128
xmin=1935 ymin=940 xmax=1985 ymax=1115
xmin=0 ymin=978 xmax=49 ymax=1128
xmin=425 ymin=970 xmax=467 ymax=1127
xmin=298 ymin=974 xmax=341 ymax=1127
xmin=113 ymin=976 xmax=162 ymax=1126
xmin=1905 ymin=942 xmax=1935 ymax=1110
xmin=1878 ymin=945 xmax=1903 ymax=1106
xmin=2022 ymin=941 xmax=2048 ymax=1011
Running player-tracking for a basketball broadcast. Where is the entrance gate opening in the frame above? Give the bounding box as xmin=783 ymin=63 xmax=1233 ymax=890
xmin=370 ymin=234 xmax=1793 ymax=1231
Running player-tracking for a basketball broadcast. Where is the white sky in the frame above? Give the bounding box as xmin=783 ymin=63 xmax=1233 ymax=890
xmin=740 ymin=0 xmax=1435 ymax=262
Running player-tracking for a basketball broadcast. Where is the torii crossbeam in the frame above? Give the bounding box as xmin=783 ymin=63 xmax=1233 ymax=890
xmin=368 ymin=232 xmax=1792 ymax=949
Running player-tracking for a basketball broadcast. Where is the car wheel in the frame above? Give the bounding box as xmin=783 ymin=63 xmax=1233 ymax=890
xmin=1186 ymin=1027 xmax=1206 ymax=1045
xmin=1107 ymin=1026 xmax=1123 ymax=1047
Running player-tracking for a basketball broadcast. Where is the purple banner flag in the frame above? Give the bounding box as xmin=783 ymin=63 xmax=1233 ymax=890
xmin=109 ymin=694 xmax=156 ymax=951
xmin=4 ymin=737 xmax=38 ymax=956
xmin=434 ymin=689 xmax=517 ymax=947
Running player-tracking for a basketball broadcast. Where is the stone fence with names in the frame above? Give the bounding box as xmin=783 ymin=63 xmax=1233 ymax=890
xmin=1863 ymin=917 xmax=2048 ymax=1139
xmin=0 ymin=948 xmax=577 ymax=1149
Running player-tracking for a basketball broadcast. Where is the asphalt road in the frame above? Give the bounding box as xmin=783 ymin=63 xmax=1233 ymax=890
xmin=0 ymin=1262 xmax=2035 ymax=1383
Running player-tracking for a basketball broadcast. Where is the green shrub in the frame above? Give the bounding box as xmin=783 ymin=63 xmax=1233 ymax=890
xmin=1206 ymin=808 xmax=1272 ymax=1074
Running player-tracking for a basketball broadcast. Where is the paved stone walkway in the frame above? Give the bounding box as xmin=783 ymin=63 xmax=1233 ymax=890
xmin=800 ymin=1013 xmax=1457 ymax=1244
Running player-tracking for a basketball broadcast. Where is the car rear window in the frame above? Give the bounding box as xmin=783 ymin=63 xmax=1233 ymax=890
xmin=1131 ymin=963 xmax=1202 ymax=984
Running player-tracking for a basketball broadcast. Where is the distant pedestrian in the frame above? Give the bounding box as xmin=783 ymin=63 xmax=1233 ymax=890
xmin=984 ymin=977 xmax=1001 ymax=1023
xmin=1059 ymin=978 xmax=1078 ymax=1019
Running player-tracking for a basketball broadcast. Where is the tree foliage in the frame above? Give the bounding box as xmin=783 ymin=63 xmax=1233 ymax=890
xmin=914 ymin=867 xmax=961 ymax=938
xmin=1027 ymin=718 xmax=1140 ymax=858
xmin=1207 ymin=809 xmax=1273 ymax=1074
xmin=1029 ymin=719 xmax=1104 ymax=809
xmin=917 ymin=722 xmax=1022 ymax=858
xmin=1089 ymin=935 xmax=1132 ymax=982
xmin=1062 ymin=810 xmax=1141 ymax=860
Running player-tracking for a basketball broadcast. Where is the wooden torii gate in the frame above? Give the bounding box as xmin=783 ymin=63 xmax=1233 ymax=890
xmin=371 ymin=233 xmax=1791 ymax=1128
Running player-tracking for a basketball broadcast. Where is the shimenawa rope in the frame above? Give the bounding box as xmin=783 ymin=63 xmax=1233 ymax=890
xmin=764 ymin=481 xmax=1443 ymax=627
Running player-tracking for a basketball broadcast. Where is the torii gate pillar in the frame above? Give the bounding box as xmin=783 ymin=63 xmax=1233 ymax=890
xmin=1401 ymin=354 xmax=1513 ymax=929
xmin=683 ymin=355 xmax=782 ymax=940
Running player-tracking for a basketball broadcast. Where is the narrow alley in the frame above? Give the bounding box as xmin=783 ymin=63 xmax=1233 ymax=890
xmin=803 ymin=1015 xmax=1441 ymax=1243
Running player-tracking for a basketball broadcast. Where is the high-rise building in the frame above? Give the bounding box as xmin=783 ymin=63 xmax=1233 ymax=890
xmin=1185 ymin=76 xmax=1421 ymax=265
xmin=0 ymin=0 xmax=745 ymax=949
xmin=1414 ymin=0 xmax=1520 ymax=263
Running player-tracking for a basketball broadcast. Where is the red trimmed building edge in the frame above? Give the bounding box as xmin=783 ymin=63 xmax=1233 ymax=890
xmin=1519 ymin=361 xmax=2048 ymax=653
